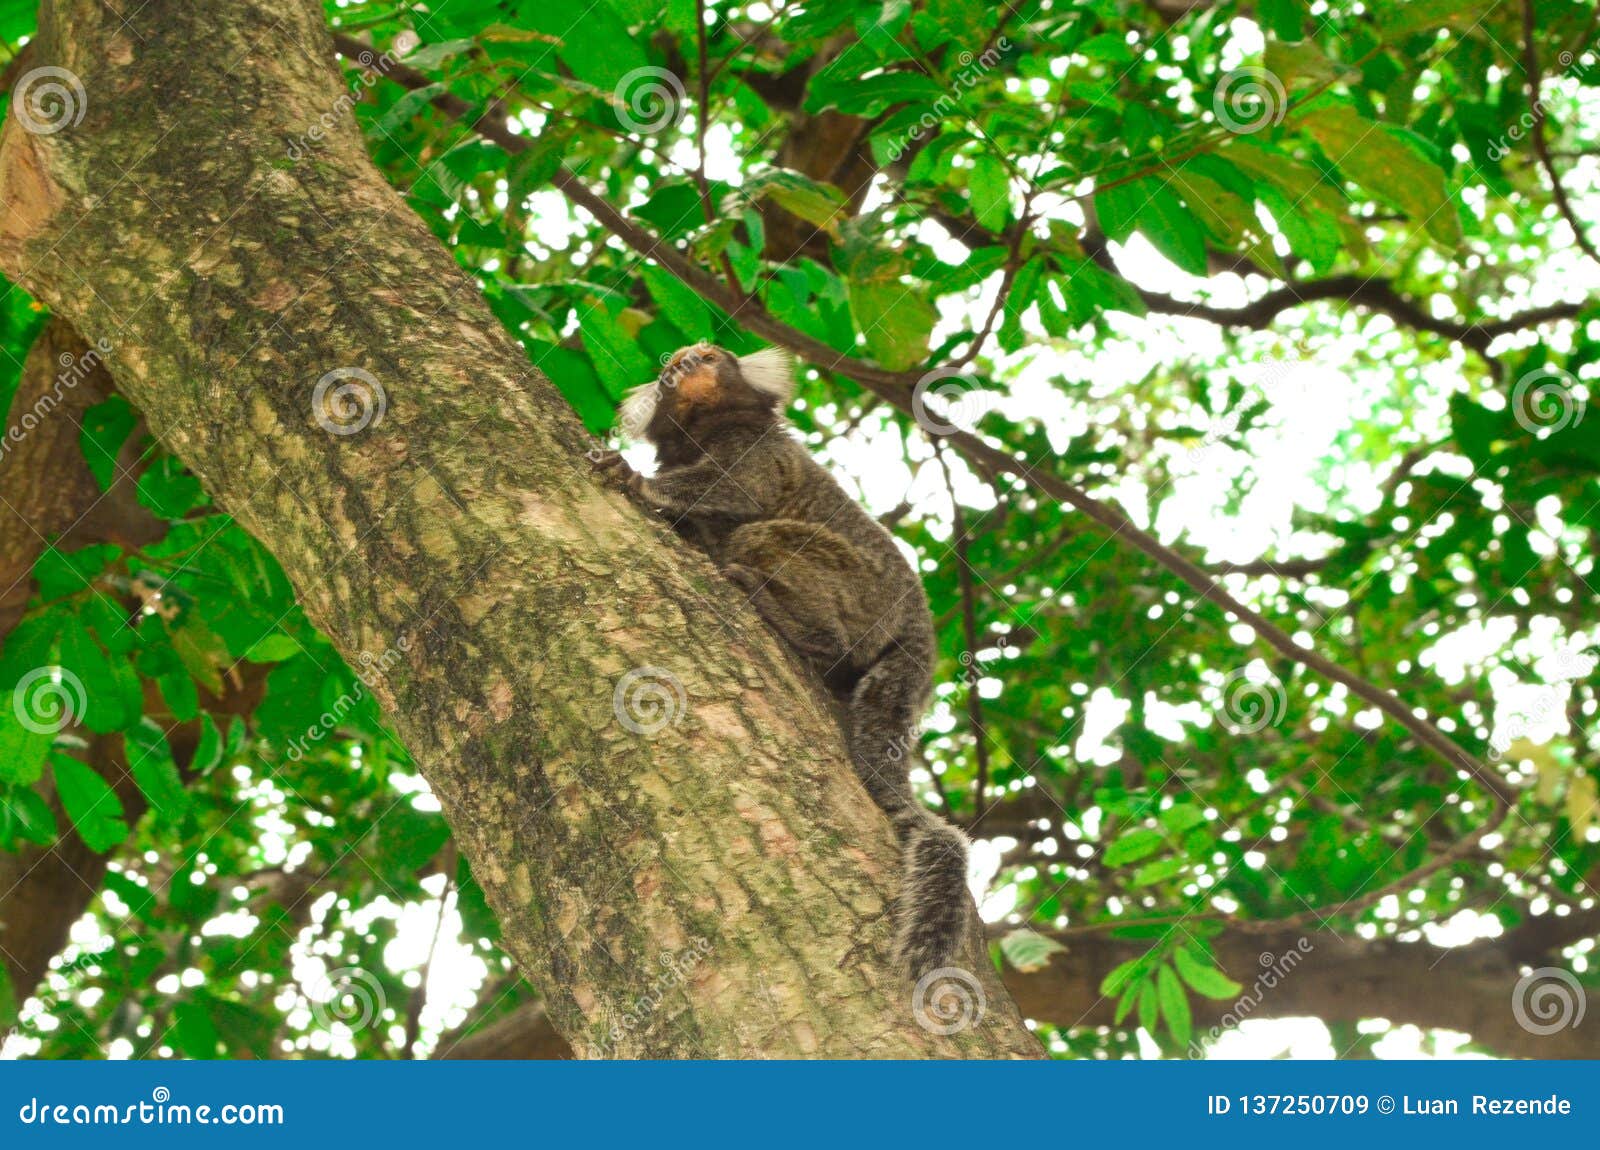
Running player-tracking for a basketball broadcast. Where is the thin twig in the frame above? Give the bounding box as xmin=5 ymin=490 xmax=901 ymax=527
xmin=1520 ymin=0 xmax=1600 ymax=265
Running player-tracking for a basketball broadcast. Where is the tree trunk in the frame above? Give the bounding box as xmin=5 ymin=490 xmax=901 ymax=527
xmin=0 ymin=0 xmax=1038 ymax=1057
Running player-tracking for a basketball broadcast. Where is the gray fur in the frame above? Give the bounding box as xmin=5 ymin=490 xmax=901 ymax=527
xmin=596 ymin=343 xmax=971 ymax=977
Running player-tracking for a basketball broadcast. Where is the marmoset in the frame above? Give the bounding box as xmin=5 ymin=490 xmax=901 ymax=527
xmin=595 ymin=343 xmax=970 ymax=978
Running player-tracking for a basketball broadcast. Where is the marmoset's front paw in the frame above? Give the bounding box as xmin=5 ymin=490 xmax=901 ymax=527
xmin=590 ymin=450 xmax=644 ymax=497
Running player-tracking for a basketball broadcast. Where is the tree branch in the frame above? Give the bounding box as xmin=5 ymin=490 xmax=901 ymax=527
xmin=337 ymin=34 xmax=1519 ymax=939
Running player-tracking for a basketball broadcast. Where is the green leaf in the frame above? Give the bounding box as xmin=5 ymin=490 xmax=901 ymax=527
xmin=641 ymin=264 xmax=715 ymax=341
xmin=1377 ymin=0 xmax=1499 ymax=40
xmin=581 ymin=305 xmax=657 ymax=397
xmin=243 ymin=634 xmax=303 ymax=663
xmin=1131 ymin=855 xmax=1186 ymax=886
xmin=1137 ymin=980 xmax=1160 ymax=1035
xmin=968 ymin=153 xmax=1010 ymax=233
xmin=1104 ymin=826 xmax=1166 ymax=866
xmin=57 ymin=626 xmax=128 ymax=734
xmin=172 ymin=999 xmax=224 ymax=1059
xmin=51 ymin=754 xmax=128 ymax=853
xmin=124 ymin=719 xmax=191 ymax=817
xmin=1173 ymin=946 xmax=1245 ymax=1000
xmin=191 ymin=713 xmax=224 ymax=775
xmin=1098 ymin=955 xmax=1145 ymax=998
xmin=1257 ymin=0 xmax=1304 ymax=41
xmin=168 ymin=614 xmax=230 ymax=696
xmin=1094 ymin=179 xmax=1148 ymax=244
xmin=998 ymin=928 xmax=1067 ymax=973
xmin=748 ymin=170 xmax=848 ymax=237
xmin=1138 ymin=183 xmax=1210 ymax=275
xmin=1300 ymin=105 xmax=1461 ymax=246
xmin=0 ymin=782 xmax=57 ymax=847
xmin=807 ymin=70 xmax=947 ymax=116
xmin=1157 ymin=963 xmax=1193 ymax=1048
xmin=79 ymin=396 xmax=138 ymax=491
xmin=1114 ymin=978 xmax=1140 ymax=1024
xmin=846 ymin=251 xmax=936 ymax=372
xmin=0 ymin=709 xmax=54 ymax=785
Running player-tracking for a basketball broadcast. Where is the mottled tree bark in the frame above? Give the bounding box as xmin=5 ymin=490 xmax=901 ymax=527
xmin=0 ymin=0 xmax=1038 ymax=1056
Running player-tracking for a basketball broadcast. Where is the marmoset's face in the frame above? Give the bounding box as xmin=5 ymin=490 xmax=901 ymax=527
xmin=617 ymin=344 xmax=795 ymax=446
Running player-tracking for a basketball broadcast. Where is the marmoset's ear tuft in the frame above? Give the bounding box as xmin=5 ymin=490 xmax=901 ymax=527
xmin=617 ymin=382 xmax=660 ymax=439
xmin=737 ymin=347 xmax=796 ymax=403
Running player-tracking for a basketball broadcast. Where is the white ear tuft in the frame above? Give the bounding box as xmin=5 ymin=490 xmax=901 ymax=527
xmin=737 ymin=347 xmax=796 ymax=403
xmin=616 ymin=382 xmax=660 ymax=440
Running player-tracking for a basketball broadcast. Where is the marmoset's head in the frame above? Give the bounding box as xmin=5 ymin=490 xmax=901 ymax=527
xmin=617 ymin=343 xmax=795 ymax=447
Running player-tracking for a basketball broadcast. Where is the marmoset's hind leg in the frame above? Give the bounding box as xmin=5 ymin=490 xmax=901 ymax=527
xmin=719 ymin=520 xmax=874 ymax=675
